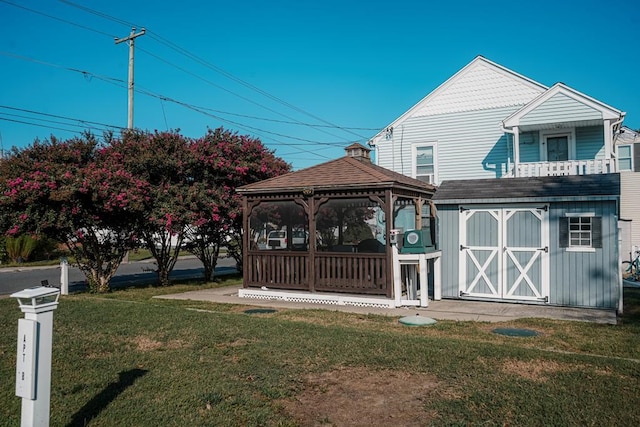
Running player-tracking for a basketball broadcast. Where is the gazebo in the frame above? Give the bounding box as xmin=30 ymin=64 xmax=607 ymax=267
xmin=237 ymin=144 xmax=437 ymax=306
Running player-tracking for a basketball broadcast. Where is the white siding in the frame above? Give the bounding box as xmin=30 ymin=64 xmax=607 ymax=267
xmin=620 ymin=171 xmax=640 ymax=255
xmin=377 ymin=106 xmax=520 ymax=184
xmin=413 ymin=61 xmax=544 ymax=117
xmin=520 ymin=93 xmax=602 ymax=126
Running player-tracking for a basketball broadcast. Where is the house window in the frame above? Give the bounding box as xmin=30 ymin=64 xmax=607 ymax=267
xmin=413 ymin=143 xmax=437 ymax=184
xmin=618 ymin=144 xmax=633 ymax=171
xmin=559 ymin=213 xmax=602 ymax=252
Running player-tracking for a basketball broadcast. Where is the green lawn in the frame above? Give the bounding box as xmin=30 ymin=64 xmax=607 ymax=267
xmin=1 ymin=279 xmax=639 ymax=426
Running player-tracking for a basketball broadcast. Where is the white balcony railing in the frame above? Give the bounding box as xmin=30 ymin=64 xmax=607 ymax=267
xmin=507 ymin=158 xmax=617 ymax=178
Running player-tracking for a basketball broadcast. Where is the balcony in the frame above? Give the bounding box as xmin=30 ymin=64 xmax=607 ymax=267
xmin=507 ymin=158 xmax=617 ymax=178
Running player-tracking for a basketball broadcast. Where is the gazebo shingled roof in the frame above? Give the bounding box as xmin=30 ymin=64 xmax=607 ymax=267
xmin=237 ymin=147 xmax=436 ymax=195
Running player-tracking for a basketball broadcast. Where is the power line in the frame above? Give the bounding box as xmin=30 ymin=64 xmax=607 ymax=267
xmin=135 ymin=47 xmax=374 ymax=132
xmin=0 ymin=116 xmax=80 ymax=135
xmin=0 ymin=0 xmax=115 ymax=38
xmin=0 ymin=105 xmax=126 ymax=131
xmin=0 ymin=50 xmax=351 ymax=148
xmin=0 ymin=5 xmax=343 ymax=160
xmin=57 ymin=0 xmax=367 ymax=141
xmin=146 ymin=32 xmax=367 ymax=140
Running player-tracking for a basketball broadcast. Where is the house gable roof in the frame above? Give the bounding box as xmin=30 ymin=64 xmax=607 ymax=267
xmin=370 ymin=56 xmax=547 ymax=144
xmin=617 ymin=126 xmax=640 ymax=145
xmin=502 ymin=83 xmax=625 ymax=130
xmin=238 ymin=155 xmax=436 ymax=195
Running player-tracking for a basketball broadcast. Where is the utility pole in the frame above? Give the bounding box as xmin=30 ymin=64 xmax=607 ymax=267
xmin=115 ymin=27 xmax=146 ymax=129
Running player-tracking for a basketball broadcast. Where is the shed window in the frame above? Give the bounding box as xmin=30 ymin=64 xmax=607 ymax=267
xmin=559 ymin=214 xmax=602 ymax=251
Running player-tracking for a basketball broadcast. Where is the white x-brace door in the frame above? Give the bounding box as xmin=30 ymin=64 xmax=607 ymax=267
xmin=459 ymin=206 xmax=549 ymax=302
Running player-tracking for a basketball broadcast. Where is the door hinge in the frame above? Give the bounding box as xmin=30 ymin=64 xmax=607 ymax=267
xmin=460 ymin=244 xmax=469 ymax=251
xmin=538 ymin=246 xmax=548 ymax=253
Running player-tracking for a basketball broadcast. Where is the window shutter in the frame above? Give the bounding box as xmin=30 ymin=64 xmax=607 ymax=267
xmin=592 ymin=217 xmax=602 ymax=248
xmin=634 ymin=143 xmax=640 ymax=172
xmin=559 ymin=217 xmax=569 ymax=248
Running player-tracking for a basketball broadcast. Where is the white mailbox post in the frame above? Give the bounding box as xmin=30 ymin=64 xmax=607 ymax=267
xmin=11 ymin=286 xmax=60 ymax=427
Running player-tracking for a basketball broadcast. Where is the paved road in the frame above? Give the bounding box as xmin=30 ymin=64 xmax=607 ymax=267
xmin=0 ymin=256 xmax=238 ymax=296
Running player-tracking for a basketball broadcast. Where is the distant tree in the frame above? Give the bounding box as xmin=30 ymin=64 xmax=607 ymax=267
xmin=316 ymin=204 xmax=374 ymax=248
xmin=185 ymin=128 xmax=290 ymax=280
xmin=5 ymin=234 xmax=38 ymax=263
xmin=0 ymin=133 xmax=148 ymax=292
xmin=109 ymin=130 xmax=192 ymax=286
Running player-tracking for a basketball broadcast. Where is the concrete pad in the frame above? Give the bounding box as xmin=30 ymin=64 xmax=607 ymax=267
xmin=155 ymin=285 xmax=618 ymax=324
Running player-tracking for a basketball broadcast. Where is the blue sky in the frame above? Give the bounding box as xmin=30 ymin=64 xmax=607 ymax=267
xmin=1 ymin=0 xmax=638 ymax=170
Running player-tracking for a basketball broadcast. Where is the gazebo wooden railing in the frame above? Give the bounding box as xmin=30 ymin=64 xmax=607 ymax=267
xmin=245 ymin=251 xmax=388 ymax=295
xmin=315 ymin=253 xmax=387 ymax=294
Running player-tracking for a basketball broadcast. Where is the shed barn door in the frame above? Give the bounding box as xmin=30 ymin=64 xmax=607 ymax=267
xmin=459 ymin=206 xmax=549 ymax=301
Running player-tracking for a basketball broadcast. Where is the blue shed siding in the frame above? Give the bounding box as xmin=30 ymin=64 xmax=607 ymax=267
xmin=435 ymin=200 xmax=618 ymax=308
xmin=548 ymin=201 xmax=618 ymax=309
xmin=436 ymin=205 xmax=460 ymax=298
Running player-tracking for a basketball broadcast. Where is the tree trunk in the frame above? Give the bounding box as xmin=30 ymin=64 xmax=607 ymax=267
xmin=68 ymin=230 xmax=129 ymax=293
xmin=145 ymin=229 xmax=183 ymax=287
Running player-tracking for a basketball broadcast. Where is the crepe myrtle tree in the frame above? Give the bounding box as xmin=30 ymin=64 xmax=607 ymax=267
xmin=110 ymin=129 xmax=193 ymax=286
xmin=0 ymin=133 xmax=149 ymax=292
xmin=185 ymin=128 xmax=290 ymax=279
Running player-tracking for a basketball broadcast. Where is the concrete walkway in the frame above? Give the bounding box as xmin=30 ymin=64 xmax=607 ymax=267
xmin=156 ymin=285 xmax=618 ymax=324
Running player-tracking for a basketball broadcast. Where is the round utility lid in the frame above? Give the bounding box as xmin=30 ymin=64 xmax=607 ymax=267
xmin=399 ymin=315 xmax=437 ymax=326
xmin=492 ymin=328 xmax=538 ymax=337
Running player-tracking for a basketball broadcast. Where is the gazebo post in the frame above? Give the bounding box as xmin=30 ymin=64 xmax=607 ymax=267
xmin=242 ymin=197 xmax=250 ymax=289
xmin=385 ymin=189 xmax=395 ymax=299
xmin=308 ymin=194 xmax=316 ymax=292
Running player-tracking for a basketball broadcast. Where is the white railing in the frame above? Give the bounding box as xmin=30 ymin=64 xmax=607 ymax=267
xmin=508 ymin=158 xmax=617 ymax=178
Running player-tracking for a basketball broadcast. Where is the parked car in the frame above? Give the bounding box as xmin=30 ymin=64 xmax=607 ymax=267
xmin=267 ymin=229 xmax=307 ymax=249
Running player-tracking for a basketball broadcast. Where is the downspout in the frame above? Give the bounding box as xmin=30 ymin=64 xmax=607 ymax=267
xmin=608 ymin=115 xmax=626 ymax=170
xmin=610 ymin=114 xmax=625 ymax=314
xmin=501 ymin=123 xmax=519 ymax=177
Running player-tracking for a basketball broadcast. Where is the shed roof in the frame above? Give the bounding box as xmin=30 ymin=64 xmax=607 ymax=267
xmin=238 ymin=155 xmax=436 ymax=195
xmin=433 ymin=174 xmax=620 ymax=204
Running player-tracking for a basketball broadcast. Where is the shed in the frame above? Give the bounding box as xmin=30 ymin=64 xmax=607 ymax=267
xmin=432 ymin=174 xmax=622 ymax=310
xmin=237 ymin=144 xmax=437 ymax=304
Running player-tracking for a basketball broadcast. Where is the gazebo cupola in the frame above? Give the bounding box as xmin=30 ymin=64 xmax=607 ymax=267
xmin=345 ymin=143 xmax=371 ymax=163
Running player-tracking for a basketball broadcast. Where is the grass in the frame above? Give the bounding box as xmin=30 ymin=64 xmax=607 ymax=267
xmin=1 ymin=279 xmax=639 ymax=426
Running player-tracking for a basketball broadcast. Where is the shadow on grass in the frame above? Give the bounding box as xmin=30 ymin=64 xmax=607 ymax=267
xmin=66 ymin=368 xmax=148 ymax=427
xmin=622 ymin=286 xmax=640 ymax=326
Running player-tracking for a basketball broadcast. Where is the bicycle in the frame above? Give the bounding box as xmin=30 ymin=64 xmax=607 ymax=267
xmin=623 ymin=249 xmax=640 ymax=282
